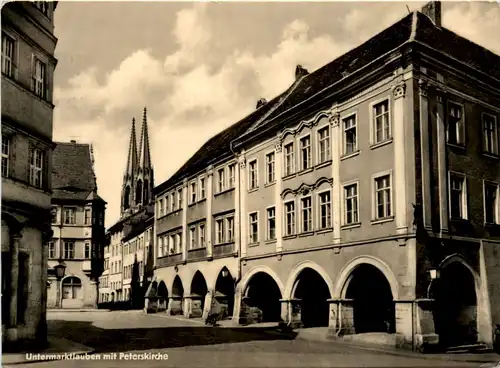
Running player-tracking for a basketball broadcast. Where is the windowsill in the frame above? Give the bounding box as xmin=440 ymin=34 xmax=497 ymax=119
xmin=371 ymin=216 xmax=394 ymax=225
xmin=248 ymin=187 xmax=259 ymax=194
xmin=446 ymin=143 xmax=466 ymax=152
xmin=188 ymin=247 xmax=207 ymax=252
xmin=264 ymin=181 xmax=276 ymax=188
xmin=1 ymin=74 xmax=55 ymax=108
xmin=370 ymin=138 xmax=393 ymax=150
xmin=315 ymin=160 xmax=332 ymax=170
xmin=341 ymin=222 xmax=361 ymax=230
xmin=341 ymin=150 xmax=360 ymax=161
xmin=316 ymin=227 xmax=333 ymax=234
xmin=215 ymin=187 xmax=235 ymax=197
xmin=449 ymin=217 xmax=470 ymax=224
xmin=214 ymin=241 xmax=234 ymax=247
xmin=298 ymin=231 xmax=315 ymax=238
xmin=482 ymin=152 xmax=499 ymax=160
xmin=283 ymin=173 xmax=297 ymax=181
xmin=283 ymin=234 xmax=297 ymax=240
xmin=298 ymin=168 xmax=314 ymax=176
xmin=248 ymin=242 xmax=259 ymax=247
xmin=265 ymin=239 xmax=277 ymax=245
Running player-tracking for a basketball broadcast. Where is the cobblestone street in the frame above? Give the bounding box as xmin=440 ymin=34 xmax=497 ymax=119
xmin=6 ymin=310 xmax=494 ymax=368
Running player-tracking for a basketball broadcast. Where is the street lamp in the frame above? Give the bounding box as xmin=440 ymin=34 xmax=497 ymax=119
xmin=54 ymin=259 xmax=67 ymax=308
xmin=221 ymin=269 xmax=229 ymax=278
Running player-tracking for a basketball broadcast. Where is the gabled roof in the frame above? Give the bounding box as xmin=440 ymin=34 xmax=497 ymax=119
xmin=153 ymin=81 xmax=301 ymax=196
xmin=52 ymin=141 xmax=104 ymax=202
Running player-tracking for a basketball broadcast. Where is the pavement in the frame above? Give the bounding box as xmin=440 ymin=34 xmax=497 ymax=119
xmin=3 ymin=310 xmax=499 ymax=368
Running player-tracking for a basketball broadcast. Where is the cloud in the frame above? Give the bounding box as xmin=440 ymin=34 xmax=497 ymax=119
xmin=53 ymin=3 xmax=500 ymax=228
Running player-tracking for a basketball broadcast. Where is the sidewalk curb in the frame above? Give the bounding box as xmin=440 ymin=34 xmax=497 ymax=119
xmin=296 ymin=332 xmax=499 ymax=364
xmin=47 ymin=309 xmax=110 ymax=313
xmin=3 ymin=349 xmax=96 ymax=366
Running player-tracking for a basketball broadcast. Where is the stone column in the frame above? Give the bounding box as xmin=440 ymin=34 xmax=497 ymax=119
xmin=238 ymin=154 xmax=248 ymax=258
xmin=413 ymin=299 xmax=439 ymax=352
xmin=436 ymin=88 xmax=449 ymax=234
xmin=330 ymin=110 xmax=341 ymax=244
xmin=275 ymin=141 xmax=283 ymax=253
xmin=395 ymin=300 xmax=414 ymax=349
xmin=393 ymin=81 xmax=409 ymax=235
xmin=326 ymin=299 xmax=339 ymax=337
xmin=232 ymin=286 xmax=242 ymax=324
xmin=9 ymin=230 xmax=22 ymax=331
xmin=182 ymin=179 xmax=188 ymax=261
xmin=202 ymin=289 xmax=213 ymax=320
xmin=37 ymin=226 xmax=52 ymax=342
xmin=418 ymin=79 xmax=432 ymax=229
xmin=206 ymin=166 xmax=214 ymax=259
xmin=338 ymin=299 xmax=355 ymax=335
xmin=183 ymin=294 xmax=192 ymax=319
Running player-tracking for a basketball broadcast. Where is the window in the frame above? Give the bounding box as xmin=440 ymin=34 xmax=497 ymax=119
xmin=249 ymin=160 xmax=258 ymax=190
xmin=226 ymin=216 xmax=234 ymax=242
xmin=267 ymin=207 xmax=276 ymax=240
xmin=319 ymin=191 xmax=332 ymax=229
xmin=2 ymin=33 xmax=15 ymax=77
xmin=301 ymin=197 xmax=312 ymax=232
xmin=190 ymin=182 xmax=197 ymax=204
xmin=84 ymin=242 xmax=91 ymax=258
xmin=266 ymin=152 xmax=275 ymax=184
xmin=284 ymin=201 xmax=296 ymax=236
xmin=217 ymin=168 xmax=225 ymax=193
xmin=171 ymin=192 xmax=176 ymax=211
xmin=33 ymin=57 xmax=46 ymax=99
xmin=284 ymin=143 xmax=295 ymax=176
xmin=64 ymin=241 xmax=75 ymax=259
xmin=169 ymin=234 xmax=175 ymax=254
xmin=216 ymin=218 xmax=224 ymax=244
xmin=373 ymin=100 xmax=390 ymax=143
xmin=228 ymin=164 xmax=235 ymax=188
xmin=175 ymin=233 xmax=181 ymax=253
xmin=199 ymin=177 xmax=206 ymax=199
xmin=29 ymin=147 xmax=44 ymax=188
xmin=483 ymin=113 xmax=498 ymax=155
xmin=318 ymin=127 xmax=331 ymax=163
xmin=343 ymin=115 xmax=357 ymax=155
xmin=374 ymin=175 xmax=392 ymax=219
xmin=199 ymin=223 xmax=205 ymax=248
xmin=48 ymin=241 xmax=55 ymax=259
xmin=177 ymin=188 xmax=182 ymax=209
xmin=62 ymin=277 xmax=82 ymax=300
xmin=84 ymin=209 xmax=91 ymax=225
xmin=484 ymin=182 xmax=499 ymax=224
xmin=249 ymin=212 xmax=259 ymax=244
xmin=189 ymin=227 xmax=196 ymax=249
xmin=449 ymin=174 xmax=467 ymax=219
xmin=344 ymin=183 xmax=359 ymax=224
xmin=165 ymin=195 xmax=170 ymax=213
xmin=34 ymin=1 xmax=50 ymax=16
xmin=2 ymin=135 xmax=10 ymax=177
xmin=300 ymin=135 xmax=312 ymax=170
xmin=447 ymin=102 xmax=465 ymax=145
xmin=63 ymin=207 xmax=76 ymax=225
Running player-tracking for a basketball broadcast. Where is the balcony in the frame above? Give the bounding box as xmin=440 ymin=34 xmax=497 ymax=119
xmin=187 ymin=248 xmax=207 ymax=261
xmin=156 ymin=253 xmax=183 ymax=268
xmin=213 ymin=242 xmax=234 ymax=257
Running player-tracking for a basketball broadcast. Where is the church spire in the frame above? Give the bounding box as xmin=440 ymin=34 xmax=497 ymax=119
xmin=124 ymin=117 xmax=138 ymax=180
xmin=138 ymin=107 xmax=152 ymax=172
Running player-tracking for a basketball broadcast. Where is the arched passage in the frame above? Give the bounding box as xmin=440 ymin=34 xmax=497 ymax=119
xmin=244 ymin=272 xmax=282 ymax=323
xmin=158 ymin=280 xmax=168 ymax=306
xmin=214 ymin=267 xmax=235 ymax=319
xmin=171 ymin=275 xmax=184 ymax=315
xmin=433 ymin=260 xmax=478 ymax=347
xmin=292 ymin=268 xmax=331 ymax=327
xmin=345 ymin=264 xmax=395 ymax=334
xmin=190 ymin=271 xmax=208 ymax=317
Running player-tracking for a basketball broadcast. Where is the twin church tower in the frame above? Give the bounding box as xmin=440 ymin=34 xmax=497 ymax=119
xmin=120 ymin=107 xmax=155 ymax=218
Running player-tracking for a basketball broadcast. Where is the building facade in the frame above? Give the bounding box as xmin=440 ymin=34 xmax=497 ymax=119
xmin=149 ymin=2 xmax=500 ymax=352
xmin=48 ymin=141 xmax=106 ymax=309
xmin=1 ymin=1 xmax=58 ymax=345
xmin=101 ymin=108 xmax=155 ymax=305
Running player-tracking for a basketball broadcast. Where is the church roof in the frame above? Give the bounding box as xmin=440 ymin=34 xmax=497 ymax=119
xmin=124 ymin=117 xmax=138 ymax=179
xmin=52 ymin=141 xmax=105 ymax=203
xmin=138 ymin=107 xmax=152 ymax=172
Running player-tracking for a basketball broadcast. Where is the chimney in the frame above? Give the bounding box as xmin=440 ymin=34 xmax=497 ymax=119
xmin=421 ymin=1 xmax=442 ymax=27
xmin=256 ymin=98 xmax=267 ymax=109
xmin=295 ymin=65 xmax=309 ymax=80
xmin=70 ymin=140 xmax=76 ymax=143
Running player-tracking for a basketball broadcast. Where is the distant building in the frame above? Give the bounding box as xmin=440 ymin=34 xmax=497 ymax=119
xmin=1 ymin=1 xmax=58 ymax=345
xmin=48 ymin=141 xmax=106 ymax=309
xmin=149 ymin=1 xmax=500 ymax=352
xmin=101 ymin=108 xmax=155 ymax=304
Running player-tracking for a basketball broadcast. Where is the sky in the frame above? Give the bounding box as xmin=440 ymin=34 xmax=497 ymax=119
xmin=51 ymin=1 xmax=500 ymax=229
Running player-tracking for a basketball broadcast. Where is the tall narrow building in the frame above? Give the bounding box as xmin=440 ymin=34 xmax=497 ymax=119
xmin=100 ymin=108 xmax=155 ymax=304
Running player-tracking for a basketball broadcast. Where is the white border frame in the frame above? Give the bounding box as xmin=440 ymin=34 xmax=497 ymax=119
xmin=483 ymin=180 xmax=500 ymax=224
xmin=316 ymin=123 xmax=331 ymax=165
xmin=198 ymin=175 xmax=206 ymax=200
xmin=371 ymin=169 xmax=394 ymax=222
xmin=283 ymin=141 xmax=295 ymax=177
xmin=481 ymin=112 xmax=499 ymax=156
xmin=341 ymin=179 xmax=360 ymax=226
xmin=189 ymin=180 xmax=197 ymax=205
xmin=369 ymin=95 xmax=392 ymax=146
xmin=247 ymin=158 xmax=259 ymax=191
xmin=298 ymin=193 xmax=313 ymax=233
xmin=264 ymin=148 xmax=276 ymax=185
xmin=446 ymin=99 xmax=466 ymax=147
xmin=341 ymin=111 xmax=358 ymax=156
xmin=248 ymin=211 xmax=260 ymax=245
xmin=316 ymin=187 xmax=333 ymax=230
xmin=297 ymin=132 xmax=313 ymax=172
xmin=283 ymin=198 xmax=297 ymax=236
xmin=265 ymin=205 xmax=276 ymax=241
